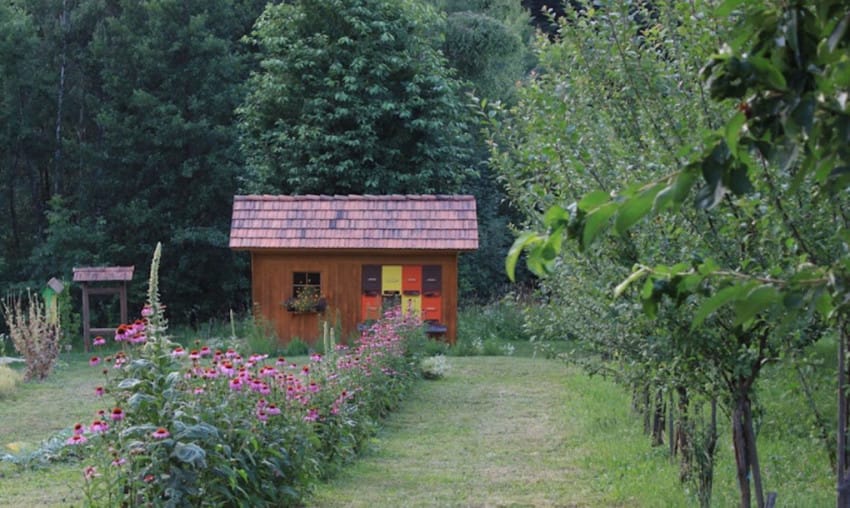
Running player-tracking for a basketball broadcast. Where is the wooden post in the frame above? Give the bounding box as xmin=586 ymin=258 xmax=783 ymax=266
xmin=119 ymin=281 xmax=128 ymax=326
xmin=81 ymin=282 xmax=91 ymax=352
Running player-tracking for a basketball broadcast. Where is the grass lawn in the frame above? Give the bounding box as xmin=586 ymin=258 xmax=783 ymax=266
xmin=310 ymin=356 xmax=688 ymax=507
xmin=0 ymin=350 xmax=835 ymax=507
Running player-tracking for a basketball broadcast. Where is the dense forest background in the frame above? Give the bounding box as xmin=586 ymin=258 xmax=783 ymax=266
xmin=0 ymin=0 xmax=552 ymax=330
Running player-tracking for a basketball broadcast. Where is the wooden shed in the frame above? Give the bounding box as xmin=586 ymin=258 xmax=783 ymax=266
xmin=229 ymin=195 xmax=479 ymax=344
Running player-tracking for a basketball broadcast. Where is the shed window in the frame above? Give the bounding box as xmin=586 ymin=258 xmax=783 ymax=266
xmin=293 ymin=272 xmax=321 ymax=297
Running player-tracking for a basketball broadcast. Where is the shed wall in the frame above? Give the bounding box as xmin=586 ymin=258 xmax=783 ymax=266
xmin=250 ymin=250 xmax=459 ymax=344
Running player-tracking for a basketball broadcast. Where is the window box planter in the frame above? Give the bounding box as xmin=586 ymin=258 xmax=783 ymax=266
xmin=283 ymin=297 xmax=327 ymax=314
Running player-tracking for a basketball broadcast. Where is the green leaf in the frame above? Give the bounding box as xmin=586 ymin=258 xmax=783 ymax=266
xmin=614 ymin=267 xmax=650 ymax=298
xmin=543 ymin=205 xmax=570 ymax=230
xmin=578 ymin=190 xmax=610 ymax=212
xmin=581 ymin=202 xmax=618 ymax=249
xmin=117 ymin=378 xmax=142 ymax=389
xmin=724 ymin=112 xmax=746 ymax=155
xmin=614 ymin=186 xmax=660 ymax=235
xmin=716 ymin=0 xmax=745 ymax=17
xmin=733 ymin=284 xmax=780 ymax=326
xmin=692 ymin=284 xmax=750 ymax=328
xmin=172 ymin=442 xmax=207 ymax=468
xmin=505 ymin=231 xmax=543 ymax=282
xmin=748 ymin=56 xmax=787 ymax=91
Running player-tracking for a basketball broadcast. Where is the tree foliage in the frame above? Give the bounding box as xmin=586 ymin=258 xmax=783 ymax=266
xmin=238 ymin=0 xmax=473 ymax=195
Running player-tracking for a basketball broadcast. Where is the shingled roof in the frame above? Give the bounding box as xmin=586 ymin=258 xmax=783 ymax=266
xmin=229 ymin=195 xmax=478 ymax=251
xmin=73 ymin=266 xmax=135 ymax=282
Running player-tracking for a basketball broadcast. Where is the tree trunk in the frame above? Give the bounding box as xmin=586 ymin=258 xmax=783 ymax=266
xmin=696 ymin=399 xmax=717 ymax=508
xmin=733 ymin=390 xmax=766 ymax=508
xmin=732 ymin=399 xmax=752 ymax=508
xmin=652 ymin=388 xmax=665 ymax=446
xmin=676 ymin=385 xmax=693 ymax=483
xmin=54 ymin=0 xmax=68 ymax=196
xmin=838 ymin=319 xmax=850 ymax=508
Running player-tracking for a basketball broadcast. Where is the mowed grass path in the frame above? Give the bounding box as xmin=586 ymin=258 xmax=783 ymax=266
xmin=310 ymin=356 xmax=687 ymax=507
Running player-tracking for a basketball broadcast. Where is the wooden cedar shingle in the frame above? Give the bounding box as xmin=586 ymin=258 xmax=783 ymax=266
xmin=229 ymin=195 xmax=478 ymax=251
xmin=72 ymin=266 xmax=135 ymax=282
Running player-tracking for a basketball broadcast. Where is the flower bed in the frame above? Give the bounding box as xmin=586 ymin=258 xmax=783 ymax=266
xmin=64 ymin=244 xmax=423 ymax=506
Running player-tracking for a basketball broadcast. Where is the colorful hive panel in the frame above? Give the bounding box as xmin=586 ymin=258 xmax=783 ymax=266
xmin=402 ymin=265 xmax=422 ymax=294
xmin=422 ymin=265 xmax=442 ymax=294
xmin=401 ymin=294 xmax=421 ymax=319
xmin=361 ymin=294 xmax=381 ymax=321
xmin=381 ymin=265 xmax=402 ymax=293
xmin=362 ymin=265 xmax=381 ymax=294
xmin=422 ymin=295 xmax=442 ymax=322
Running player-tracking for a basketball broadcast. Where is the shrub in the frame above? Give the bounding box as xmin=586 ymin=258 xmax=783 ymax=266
xmin=0 ymin=364 xmax=21 ymax=398
xmin=284 ymin=337 xmax=310 ymax=356
xmin=1 ymin=290 xmax=61 ymax=381
xmin=420 ymin=355 xmax=449 ymax=380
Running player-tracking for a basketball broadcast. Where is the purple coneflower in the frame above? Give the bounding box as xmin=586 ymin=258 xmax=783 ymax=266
xmin=73 ymin=423 xmax=85 ymax=435
xmin=89 ymin=356 xmax=100 ymax=367
xmin=304 ymin=408 xmax=319 ymax=422
xmin=67 ymin=434 xmax=88 ymax=445
xmin=93 ymin=336 xmax=106 ymax=347
xmin=94 ymin=386 xmax=105 ymax=397
xmin=110 ymin=407 xmax=125 ymax=421
xmin=90 ymin=420 xmax=109 ymax=433
xmin=151 ymin=427 xmax=170 ymax=440
xmin=84 ymin=465 xmax=99 ymax=480
xmin=266 ymin=404 xmax=281 ymax=416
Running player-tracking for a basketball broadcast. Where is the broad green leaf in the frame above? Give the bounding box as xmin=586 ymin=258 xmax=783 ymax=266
xmin=748 ymin=56 xmax=787 ymax=91
xmin=614 ymin=185 xmax=661 ymax=235
xmin=543 ymin=205 xmax=570 ymax=229
xmin=581 ymin=202 xmax=618 ymax=249
xmin=733 ymin=284 xmax=781 ymax=326
xmin=505 ymin=231 xmax=543 ymax=281
xmin=724 ymin=112 xmax=746 ymax=155
xmin=117 ymin=378 xmax=142 ymax=389
xmin=614 ymin=266 xmax=650 ymax=298
xmin=173 ymin=442 xmax=207 ymax=468
xmin=692 ymin=284 xmax=752 ymax=328
xmin=716 ymin=0 xmax=745 ymax=17
xmin=578 ymin=190 xmax=610 ymax=212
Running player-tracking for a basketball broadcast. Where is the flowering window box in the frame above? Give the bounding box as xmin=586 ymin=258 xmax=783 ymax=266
xmin=284 ymin=297 xmax=327 ymax=314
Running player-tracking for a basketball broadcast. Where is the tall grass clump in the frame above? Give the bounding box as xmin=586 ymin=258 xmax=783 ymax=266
xmin=2 ymin=290 xmax=61 ymax=381
xmin=455 ymin=297 xmax=529 ymax=356
xmin=0 ymin=363 xmax=22 ymax=398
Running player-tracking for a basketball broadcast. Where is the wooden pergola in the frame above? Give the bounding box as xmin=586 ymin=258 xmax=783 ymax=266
xmin=73 ymin=266 xmax=134 ymax=351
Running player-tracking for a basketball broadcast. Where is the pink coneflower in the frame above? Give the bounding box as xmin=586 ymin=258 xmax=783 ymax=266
xmin=249 ymin=378 xmax=264 ymax=392
xmin=90 ymin=420 xmax=109 ymax=433
xmin=219 ymin=361 xmax=234 ymax=377
xmin=83 ymin=465 xmax=99 ymax=480
xmin=189 ymin=349 xmax=201 ymax=360
xmin=310 ymin=353 xmax=322 ymax=363
xmin=110 ymin=408 xmax=125 ymax=421
xmin=301 ymin=365 xmax=310 ymax=375
xmin=94 ymin=386 xmax=105 ymax=397
xmin=266 ymin=404 xmax=281 ymax=416
xmin=73 ymin=423 xmax=85 ymax=435
xmin=303 ymin=408 xmax=319 ymax=422
xmin=141 ymin=304 xmax=153 ymax=317
xmin=225 ymin=348 xmax=237 ymax=359
xmin=249 ymin=354 xmax=267 ymax=363
xmin=200 ymin=346 xmax=211 ymax=357
xmin=193 ymin=387 xmax=204 ymax=395
xmin=66 ymin=434 xmax=88 ymax=445
xmin=111 ymin=457 xmax=127 ymax=467
xmin=93 ymin=336 xmax=106 ymax=347
xmin=89 ymin=356 xmax=100 ymax=367
xmin=151 ymin=427 xmax=170 ymax=440
xmin=229 ymin=377 xmax=243 ymax=391
xmin=275 ymin=356 xmax=287 ymax=367
xmin=256 ymin=409 xmax=268 ymax=422
xmin=308 ymin=381 xmax=320 ymax=393
xmin=259 ymin=366 xmax=276 ymax=378
xmin=115 ymin=324 xmax=129 ymax=342
xmin=259 ymin=383 xmax=271 ymax=395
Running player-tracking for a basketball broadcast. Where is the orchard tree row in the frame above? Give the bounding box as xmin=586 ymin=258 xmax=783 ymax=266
xmin=493 ymin=1 xmax=849 ymax=506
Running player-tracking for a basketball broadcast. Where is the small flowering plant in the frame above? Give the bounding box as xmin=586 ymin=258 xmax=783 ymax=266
xmin=68 ymin=244 xmax=423 ymax=506
xmin=283 ymin=286 xmax=327 ymax=313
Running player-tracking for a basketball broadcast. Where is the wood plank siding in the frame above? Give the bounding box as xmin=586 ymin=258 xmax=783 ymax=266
xmin=250 ymin=250 xmax=459 ymax=343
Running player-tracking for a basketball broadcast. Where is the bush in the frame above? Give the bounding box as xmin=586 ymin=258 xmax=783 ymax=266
xmin=2 ymin=291 xmax=61 ymax=381
xmin=0 ymin=364 xmax=21 ymax=398
xmin=420 ymin=355 xmax=449 ymax=380
xmin=284 ymin=337 xmax=310 ymax=356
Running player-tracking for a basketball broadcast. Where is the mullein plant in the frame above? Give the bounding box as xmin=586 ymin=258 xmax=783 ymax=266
xmin=67 ymin=245 xmax=422 ymax=507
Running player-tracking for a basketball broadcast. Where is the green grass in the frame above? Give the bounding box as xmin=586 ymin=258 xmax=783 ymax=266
xmin=310 ymin=357 xmax=688 ymax=507
xmin=0 ymin=347 xmax=836 ymax=507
